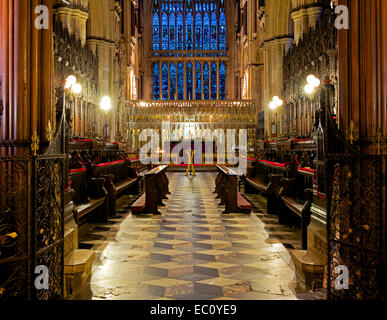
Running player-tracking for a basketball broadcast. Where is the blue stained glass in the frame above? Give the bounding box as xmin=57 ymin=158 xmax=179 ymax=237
xmin=169 ymin=14 xmax=176 ymax=50
xmin=203 ymin=62 xmax=210 ymax=100
xmin=162 ymin=14 xmax=168 ymax=50
xmin=203 ymin=14 xmax=210 ymax=51
xmin=177 ymin=62 xmax=184 ymax=100
xmin=187 ymin=62 xmax=193 ymax=100
xmin=211 ymin=62 xmax=217 ymax=100
xmin=162 ymin=62 xmax=169 ymax=100
xmin=152 ymin=1 xmax=227 ymax=101
xmin=186 ymin=13 xmax=193 ymax=50
xmin=195 ymin=13 xmax=202 ymax=50
xmin=220 ymin=62 xmax=226 ymax=100
xmin=153 ymin=63 xmax=160 ymax=100
xmin=170 ymin=63 xmax=176 ymax=100
xmin=195 ymin=62 xmax=202 ymax=100
xmin=211 ymin=13 xmax=217 ymax=50
xmin=153 ymin=14 xmax=160 ymax=51
xmin=177 ymin=14 xmax=184 ymax=50
xmin=219 ymin=13 xmax=226 ymax=50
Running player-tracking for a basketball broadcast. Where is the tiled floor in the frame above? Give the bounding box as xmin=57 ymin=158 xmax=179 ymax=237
xmin=75 ymin=172 xmax=322 ymax=300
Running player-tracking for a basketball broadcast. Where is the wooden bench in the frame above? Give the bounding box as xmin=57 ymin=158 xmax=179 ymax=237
xmin=278 ymin=172 xmax=313 ymax=250
xmin=91 ymin=160 xmax=140 ymax=216
xmin=214 ymin=165 xmax=230 ymax=205
xmin=244 ymin=160 xmax=294 ymax=214
xmin=215 ymin=165 xmax=253 ymax=214
xmin=131 ymin=165 xmax=170 ymax=215
xmin=68 ymin=168 xmax=108 ymax=224
xmin=129 ymin=158 xmax=151 ymax=192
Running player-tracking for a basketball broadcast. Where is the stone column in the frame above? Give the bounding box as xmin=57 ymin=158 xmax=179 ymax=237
xmin=307 ymin=6 xmax=324 ymax=28
xmin=291 ymin=10 xmax=305 ymax=44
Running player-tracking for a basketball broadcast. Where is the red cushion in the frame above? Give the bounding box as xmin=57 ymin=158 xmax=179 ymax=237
xmin=131 ymin=194 xmax=146 ymax=212
xmin=237 ymin=193 xmax=253 ymax=210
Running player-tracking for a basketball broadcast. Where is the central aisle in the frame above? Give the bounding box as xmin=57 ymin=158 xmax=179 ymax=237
xmin=81 ymin=172 xmax=307 ymax=300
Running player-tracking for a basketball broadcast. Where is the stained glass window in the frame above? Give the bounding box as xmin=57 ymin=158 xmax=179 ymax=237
xmin=211 ymin=13 xmax=217 ymax=50
xmin=169 ymin=14 xmax=176 ymax=50
xmin=162 ymin=13 xmax=168 ymax=51
xmin=195 ymin=62 xmax=202 ymax=100
xmin=162 ymin=62 xmax=169 ymax=100
xmin=186 ymin=13 xmax=193 ymax=50
xmin=177 ymin=62 xmax=184 ymax=100
xmin=153 ymin=62 xmax=160 ymax=100
xmin=152 ymin=1 xmax=227 ymax=101
xmin=211 ymin=62 xmax=217 ymax=100
xmin=170 ymin=62 xmax=176 ymax=100
xmin=220 ymin=62 xmax=226 ymax=100
xmin=177 ymin=13 xmax=184 ymax=50
xmin=219 ymin=13 xmax=226 ymax=51
xmin=203 ymin=62 xmax=210 ymax=100
xmin=195 ymin=13 xmax=202 ymax=50
xmin=187 ymin=62 xmax=193 ymax=100
xmin=153 ymin=14 xmax=160 ymax=51
xmin=203 ymin=13 xmax=210 ymax=51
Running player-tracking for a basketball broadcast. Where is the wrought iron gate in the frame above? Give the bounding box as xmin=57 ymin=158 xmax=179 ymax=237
xmin=0 ymin=154 xmax=65 ymax=300
xmin=325 ymin=108 xmax=384 ymax=300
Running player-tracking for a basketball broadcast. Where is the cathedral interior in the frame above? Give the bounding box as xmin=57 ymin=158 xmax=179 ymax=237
xmin=0 ymin=0 xmax=386 ymax=302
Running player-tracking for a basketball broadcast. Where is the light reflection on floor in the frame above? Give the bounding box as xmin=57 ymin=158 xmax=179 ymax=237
xmin=75 ymin=172 xmax=322 ymax=300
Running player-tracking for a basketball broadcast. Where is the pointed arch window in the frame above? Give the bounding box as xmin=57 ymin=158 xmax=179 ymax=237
xmin=170 ymin=63 xmax=176 ymax=100
xmin=162 ymin=62 xmax=169 ymax=100
xmin=211 ymin=13 xmax=217 ymax=50
xmin=153 ymin=14 xmax=160 ymax=51
xmin=195 ymin=62 xmax=202 ymax=100
xmin=203 ymin=13 xmax=210 ymax=51
xmin=153 ymin=62 xmax=160 ymax=100
xmin=162 ymin=13 xmax=169 ymax=51
xmin=187 ymin=62 xmax=193 ymax=100
xmin=151 ymin=1 xmax=227 ymax=101
xmin=203 ymin=62 xmax=210 ymax=100
xmin=220 ymin=62 xmax=226 ymax=100
xmin=186 ymin=13 xmax=193 ymax=50
xmin=195 ymin=13 xmax=202 ymax=50
xmin=211 ymin=62 xmax=217 ymax=100
xmin=219 ymin=13 xmax=226 ymax=51
xmin=169 ymin=14 xmax=176 ymax=50
xmin=177 ymin=62 xmax=184 ymax=100
xmin=177 ymin=13 xmax=184 ymax=50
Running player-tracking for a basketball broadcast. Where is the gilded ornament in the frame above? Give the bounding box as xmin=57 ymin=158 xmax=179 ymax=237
xmin=31 ymin=128 xmax=40 ymax=156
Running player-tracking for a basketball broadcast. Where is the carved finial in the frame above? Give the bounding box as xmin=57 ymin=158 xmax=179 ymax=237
xmin=46 ymin=120 xmax=54 ymax=144
xmin=31 ymin=128 xmax=40 ymax=156
xmin=349 ymin=120 xmax=355 ymax=145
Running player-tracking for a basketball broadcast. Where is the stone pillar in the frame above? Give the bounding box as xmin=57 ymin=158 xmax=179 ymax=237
xmin=307 ymin=6 xmax=324 ymax=28
xmin=291 ymin=10 xmax=305 ymax=44
xmin=263 ymin=37 xmax=293 ymax=137
xmin=53 ymin=3 xmax=89 ymax=45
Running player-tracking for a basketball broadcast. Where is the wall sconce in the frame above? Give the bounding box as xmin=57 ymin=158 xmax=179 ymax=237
xmin=304 ymin=75 xmax=320 ymax=94
xmin=269 ymin=96 xmax=284 ymax=110
xmin=100 ymin=96 xmax=112 ymax=113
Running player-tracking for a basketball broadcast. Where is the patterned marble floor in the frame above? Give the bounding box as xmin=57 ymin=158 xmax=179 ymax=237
xmin=75 ymin=172 xmax=319 ymax=300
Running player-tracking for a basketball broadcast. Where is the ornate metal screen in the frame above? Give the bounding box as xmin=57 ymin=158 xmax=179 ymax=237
xmin=0 ymin=157 xmax=31 ymax=299
xmin=0 ymin=155 xmax=65 ymax=300
xmin=325 ymin=107 xmax=384 ymax=300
